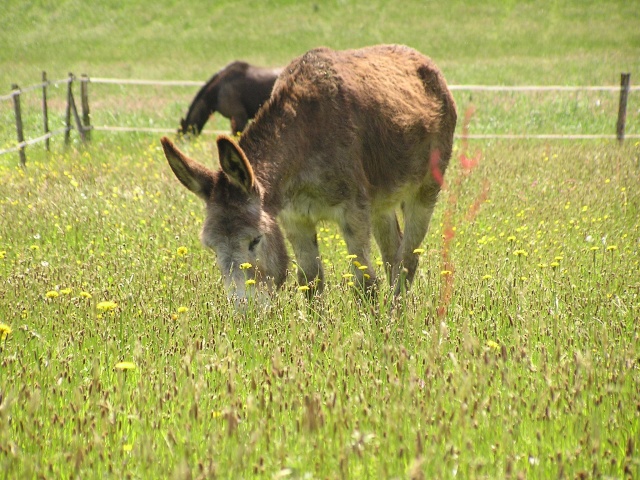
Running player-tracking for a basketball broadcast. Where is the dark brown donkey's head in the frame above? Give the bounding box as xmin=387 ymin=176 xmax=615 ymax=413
xmin=163 ymin=44 xmax=457 ymax=304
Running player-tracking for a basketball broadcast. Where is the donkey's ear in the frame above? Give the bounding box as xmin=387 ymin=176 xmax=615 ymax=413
xmin=161 ymin=136 xmax=214 ymax=200
xmin=216 ymin=135 xmax=255 ymax=194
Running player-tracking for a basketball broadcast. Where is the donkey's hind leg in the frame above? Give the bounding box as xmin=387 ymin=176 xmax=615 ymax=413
xmin=372 ymin=211 xmax=402 ymax=287
xmin=393 ymin=183 xmax=441 ymax=296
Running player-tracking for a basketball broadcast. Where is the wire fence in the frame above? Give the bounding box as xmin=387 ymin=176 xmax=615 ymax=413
xmin=2 ymin=73 xmax=638 ymax=166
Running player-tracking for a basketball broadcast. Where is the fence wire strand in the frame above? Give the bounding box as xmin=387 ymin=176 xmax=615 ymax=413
xmin=1 ymin=76 xmax=637 ymax=160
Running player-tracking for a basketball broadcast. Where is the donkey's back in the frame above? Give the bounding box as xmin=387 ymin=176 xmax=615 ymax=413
xmin=243 ymin=45 xmax=456 ymax=227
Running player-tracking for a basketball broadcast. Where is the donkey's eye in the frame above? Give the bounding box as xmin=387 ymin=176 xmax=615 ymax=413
xmin=248 ymin=235 xmax=262 ymax=251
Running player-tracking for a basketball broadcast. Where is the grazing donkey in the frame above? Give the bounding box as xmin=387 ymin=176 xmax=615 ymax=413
xmin=162 ymin=44 xmax=457 ymax=302
xmin=179 ymin=61 xmax=282 ymax=136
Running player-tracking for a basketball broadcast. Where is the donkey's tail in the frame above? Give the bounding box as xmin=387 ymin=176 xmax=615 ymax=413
xmin=417 ymin=63 xmax=457 ymax=176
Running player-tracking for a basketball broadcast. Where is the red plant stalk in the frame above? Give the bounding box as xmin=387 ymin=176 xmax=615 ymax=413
xmin=433 ymin=105 xmax=489 ymax=320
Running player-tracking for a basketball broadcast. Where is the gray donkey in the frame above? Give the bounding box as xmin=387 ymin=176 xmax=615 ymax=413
xmin=162 ymin=44 xmax=457 ymax=303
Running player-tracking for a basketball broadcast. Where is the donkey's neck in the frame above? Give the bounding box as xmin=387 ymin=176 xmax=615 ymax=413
xmin=237 ymin=109 xmax=304 ymax=212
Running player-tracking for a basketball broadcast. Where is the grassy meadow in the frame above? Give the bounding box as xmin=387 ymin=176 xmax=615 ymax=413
xmin=1 ymin=0 xmax=640 ymax=478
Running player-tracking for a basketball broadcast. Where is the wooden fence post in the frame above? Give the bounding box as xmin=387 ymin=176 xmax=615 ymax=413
xmin=80 ymin=74 xmax=91 ymax=141
xmin=64 ymin=72 xmax=87 ymax=144
xmin=11 ymin=84 xmax=27 ymax=167
xmin=65 ymin=73 xmax=72 ymax=145
xmin=42 ymin=71 xmax=50 ymax=151
xmin=70 ymin=84 xmax=86 ymax=143
xmin=616 ymin=73 xmax=631 ymax=144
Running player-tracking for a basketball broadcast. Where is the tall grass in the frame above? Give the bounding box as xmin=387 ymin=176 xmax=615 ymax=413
xmin=1 ymin=134 xmax=638 ymax=478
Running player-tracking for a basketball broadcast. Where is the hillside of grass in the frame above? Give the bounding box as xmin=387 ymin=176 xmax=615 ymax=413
xmin=1 ymin=0 xmax=638 ymax=87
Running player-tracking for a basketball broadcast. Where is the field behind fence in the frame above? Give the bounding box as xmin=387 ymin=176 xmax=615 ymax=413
xmin=1 ymin=72 xmax=639 ymax=167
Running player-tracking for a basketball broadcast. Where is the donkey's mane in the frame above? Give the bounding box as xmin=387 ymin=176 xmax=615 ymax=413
xmin=238 ymin=48 xmax=339 ymax=163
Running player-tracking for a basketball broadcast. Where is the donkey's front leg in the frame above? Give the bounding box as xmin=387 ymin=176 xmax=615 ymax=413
xmin=283 ymin=215 xmax=324 ymax=298
xmin=339 ymin=206 xmax=378 ymax=294
xmin=372 ymin=210 xmax=402 ymax=287
xmin=230 ymin=110 xmax=249 ymax=135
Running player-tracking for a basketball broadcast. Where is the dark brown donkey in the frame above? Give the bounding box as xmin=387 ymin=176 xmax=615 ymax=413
xmin=179 ymin=61 xmax=282 ymax=136
xmin=162 ymin=44 xmax=457 ymax=303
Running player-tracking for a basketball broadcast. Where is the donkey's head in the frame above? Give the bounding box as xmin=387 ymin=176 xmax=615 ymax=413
xmin=178 ymin=117 xmax=190 ymax=136
xmin=161 ymin=136 xmax=288 ymax=303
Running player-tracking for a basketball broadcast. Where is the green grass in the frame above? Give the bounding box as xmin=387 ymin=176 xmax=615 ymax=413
xmin=1 ymin=0 xmax=639 ymax=86
xmin=1 ymin=0 xmax=640 ymax=478
xmin=1 ymin=137 xmax=638 ymax=478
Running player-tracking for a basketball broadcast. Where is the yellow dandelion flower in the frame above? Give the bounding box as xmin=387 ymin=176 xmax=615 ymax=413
xmin=30 ymin=245 xmax=40 ymax=251
xmin=97 ymin=301 xmax=118 ymax=312
xmin=363 ymin=273 xmax=370 ymax=279
xmin=589 ymin=246 xmax=600 ymax=251
xmin=345 ymin=254 xmax=358 ymax=260
xmin=60 ymin=288 xmax=72 ymax=295
xmin=487 ymin=340 xmax=500 ymax=350
xmin=507 ymin=236 xmax=516 ymax=242
xmin=123 ymin=444 xmax=133 ymax=452
xmin=538 ymin=263 xmax=548 ymax=268
xmin=347 ymin=281 xmax=355 ymax=287
xmin=0 ymin=250 xmax=6 ymax=259
xmin=115 ymin=361 xmax=135 ymax=371
xmin=45 ymin=291 xmax=59 ymax=299
xmin=357 ymin=265 xmax=368 ymax=270
xmin=342 ymin=273 xmax=354 ymax=279
xmin=245 ymin=279 xmax=256 ymax=286
xmin=80 ymin=291 xmax=92 ymax=299
xmin=413 ymin=248 xmax=425 ymax=254
xmin=440 ymin=270 xmax=452 ymax=276
xmin=513 ymin=249 xmax=528 ymax=257
xmin=550 ymin=261 xmax=560 ymax=268
xmin=177 ymin=306 xmax=188 ymax=314
xmin=297 ymin=285 xmax=310 ymax=292
xmin=606 ymin=245 xmax=618 ymax=251
xmin=239 ymin=262 xmax=253 ymax=270
xmin=482 ymin=274 xmax=492 ymax=280
xmin=0 ymin=323 xmax=11 ymax=341
xmin=176 ymin=246 xmax=188 ymax=256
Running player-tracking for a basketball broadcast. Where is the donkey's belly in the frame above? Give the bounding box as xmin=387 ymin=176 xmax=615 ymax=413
xmin=280 ymin=191 xmax=345 ymax=226
xmin=371 ymin=180 xmax=423 ymax=213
